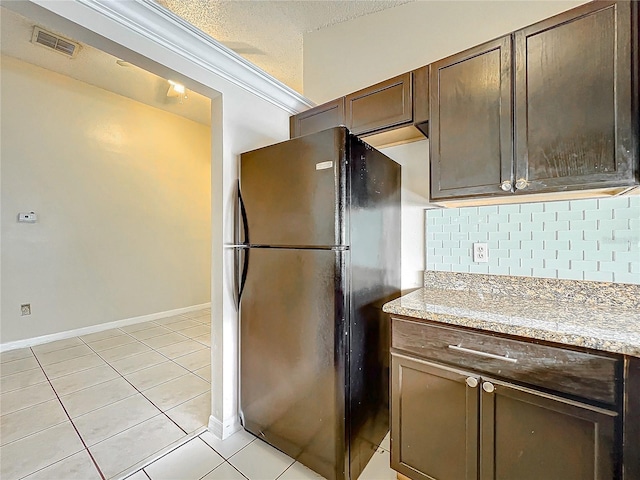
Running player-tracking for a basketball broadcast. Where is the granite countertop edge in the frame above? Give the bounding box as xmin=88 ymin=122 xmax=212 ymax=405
xmin=383 ymin=287 xmax=640 ymax=358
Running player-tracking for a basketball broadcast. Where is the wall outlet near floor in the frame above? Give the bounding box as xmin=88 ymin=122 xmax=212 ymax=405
xmin=18 ymin=212 xmax=38 ymax=223
xmin=473 ymin=243 xmax=489 ymax=263
xmin=20 ymin=304 xmax=31 ymax=316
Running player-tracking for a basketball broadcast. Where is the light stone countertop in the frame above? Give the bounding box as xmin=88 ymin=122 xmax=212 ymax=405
xmin=383 ymin=276 xmax=640 ymax=357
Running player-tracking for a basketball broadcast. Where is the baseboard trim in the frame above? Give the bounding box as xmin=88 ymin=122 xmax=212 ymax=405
xmin=0 ymin=303 xmax=211 ymax=352
xmin=208 ymin=414 xmax=241 ymax=440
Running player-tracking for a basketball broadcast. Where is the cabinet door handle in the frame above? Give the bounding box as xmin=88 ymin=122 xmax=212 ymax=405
xmin=466 ymin=377 xmax=478 ymax=388
xmin=482 ymin=381 xmax=495 ymax=393
xmin=515 ymin=178 xmax=529 ymax=190
xmin=448 ymin=345 xmax=518 ymax=363
xmin=500 ymin=180 xmax=512 ymax=192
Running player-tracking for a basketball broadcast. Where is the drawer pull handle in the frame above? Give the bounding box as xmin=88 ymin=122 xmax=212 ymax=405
xmin=448 ymin=345 xmax=518 ymax=363
xmin=466 ymin=377 xmax=478 ymax=388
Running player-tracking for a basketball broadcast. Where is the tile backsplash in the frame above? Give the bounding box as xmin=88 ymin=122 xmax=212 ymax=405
xmin=425 ymin=196 xmax=640 ymax=284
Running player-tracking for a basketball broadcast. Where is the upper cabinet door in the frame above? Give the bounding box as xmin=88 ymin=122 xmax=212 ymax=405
xmin=514 ymin=1 xmax=637 ymax=194
xmin=430 ymin=36 xmax=514 ymax=200
xmin=290 ymin=98 xmax=346 ymax=138
xmin=346 ymin=73 xmax=413 ymax=135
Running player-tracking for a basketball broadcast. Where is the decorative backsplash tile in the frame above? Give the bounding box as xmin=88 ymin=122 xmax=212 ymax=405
xmin=425 ymin=196 xmax=640 ymax=284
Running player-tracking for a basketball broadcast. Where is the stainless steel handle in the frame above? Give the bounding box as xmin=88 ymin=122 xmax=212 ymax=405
xmin=482 ymin=382 xmax=495 ymax=393
xmin=237 ymin=187 xmax=250 ymax=306
xmin=500 ymin=180 xmax=512 ymax=192
xmin=515 ymin=178 xmax=529 ymax=190
xmin=448 ymin=345 xmax=518 ymax=363
xmin=466 ymin=377 xmax=478 ymax=388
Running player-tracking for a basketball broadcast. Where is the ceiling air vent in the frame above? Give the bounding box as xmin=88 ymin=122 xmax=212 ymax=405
xmin=31 ymin=27 xmax=80 ymax=58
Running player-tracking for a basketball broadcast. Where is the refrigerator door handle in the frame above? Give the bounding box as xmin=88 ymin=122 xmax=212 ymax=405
xmin=236 ymin=186 xmax=250 ymax=308
xmin=238 ymin=248 xmax=249 ymax=308
xmin=239 ymin=183 xmax=250 ymax=246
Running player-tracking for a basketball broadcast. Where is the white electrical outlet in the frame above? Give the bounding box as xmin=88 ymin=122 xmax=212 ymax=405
xmin=18 ymin=212 xmax=38 ymax=223
xmin=473 ymin=243 xmax=489 ymax=263
xmin=21 ymin=304 xmax=31 ymax=316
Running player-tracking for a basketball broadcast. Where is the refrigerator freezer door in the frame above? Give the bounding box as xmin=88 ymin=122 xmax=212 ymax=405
xmin=240 ymin=247 xmax=348 ymax=480
xmin=240 ymin=127 xmax=347 ymax=247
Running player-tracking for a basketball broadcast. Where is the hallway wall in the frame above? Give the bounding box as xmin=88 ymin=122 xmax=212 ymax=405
xmin=1 ymin=55 xmax=212 ymax=343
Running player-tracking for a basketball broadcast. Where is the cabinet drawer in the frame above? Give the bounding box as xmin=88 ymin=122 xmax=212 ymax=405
xmin=391 ymin=317 xmax=620 ymax=405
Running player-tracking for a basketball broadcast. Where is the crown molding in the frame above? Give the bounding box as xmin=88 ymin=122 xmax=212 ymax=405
xmin=29 ymin=0 xmax=314 ymax=115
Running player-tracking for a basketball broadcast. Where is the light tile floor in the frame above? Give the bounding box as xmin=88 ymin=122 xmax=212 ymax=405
xmin=121 ymin=428 xmax=394 ymax=480
xmin=1 ymin=307 xmax=396 ymax=479
xmin=0 ymin=309 xmax=212 ymax=479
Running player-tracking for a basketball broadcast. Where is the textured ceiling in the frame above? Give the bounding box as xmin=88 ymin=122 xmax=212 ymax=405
xmin=158 ymin=0 xmax=413 ymax=93
xmin=0 ymin=7 xmax=212 ymax=125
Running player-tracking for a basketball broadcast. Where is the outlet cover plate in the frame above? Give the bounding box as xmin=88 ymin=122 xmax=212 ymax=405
xmin=473 ymin=243 xmax=489 ymax=263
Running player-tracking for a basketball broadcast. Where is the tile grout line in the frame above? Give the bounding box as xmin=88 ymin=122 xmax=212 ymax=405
xmin=221 ymin=461 xmax=250 ymax=480
xmin=214 ymin=435 xmax=259 ymax=475
xmin=125 ymin=427 xmax=209 ymax=479
xmin=5 ymin=313 xmax=211 ymax=479
xmin=4 ymin=313 xmax=208 ymax=370
xmin=28 ymin=327 xmax=183 ymax=477
xmin=142 ymin=434 xmax=221 ymax=480
xmin=52 ymin=323 xmax=209 ymax=413
xmin=52 ymin=326 xmax=207 ymax=478
xmin=0 ymin=365 xmax=48 ymax=394
xmin=79 ymin=339 xmax=193 ymax=439
xmin=0 ymin=311 xmax=208 ymax=358
xmin=193 ymin=459 xmax=245 ymax=480
xmin=81 ymin=326 xmax=210 ymax=383
xmin=77 ymin=328 xmax=214 ymax=470
xmin=274 ymin=461 xmax=296 ymax=480
xmin=28 ymin=346 xmax=107 ymax=480
xmin=143 ymin=433 xmax=250 ymax=480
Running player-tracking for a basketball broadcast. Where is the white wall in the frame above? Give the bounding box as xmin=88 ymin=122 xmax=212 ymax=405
xmin=7 ymin=0 xmax=301 ymax=439
xmin=303 ymin=0 xmax=588 ymax=289
xmin=304 ymin=0 xmax=588 ymax=103
xmin=209 ymin=82 xmax=295 ymax=439
xmin=1 ymin=55 xmax=212 ymax=343
xmin=382 ymin=140 xmax=429 ymax=291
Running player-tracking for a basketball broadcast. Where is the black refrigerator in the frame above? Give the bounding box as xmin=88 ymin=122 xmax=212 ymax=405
xmin=237 ymin=127 xmax=400 ymax=480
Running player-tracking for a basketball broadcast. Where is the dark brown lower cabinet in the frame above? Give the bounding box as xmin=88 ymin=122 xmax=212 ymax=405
xmin=391 ymin=354 xmax=478 ymax=480
xmin=391 ymin=353 xmax=619 ymax=480
xmin=481 ymin=378 xmax=617 ymax=480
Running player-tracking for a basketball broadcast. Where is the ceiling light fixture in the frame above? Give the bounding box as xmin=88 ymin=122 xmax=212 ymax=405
xmin=167 ymin=80 xmax=186 ymax=98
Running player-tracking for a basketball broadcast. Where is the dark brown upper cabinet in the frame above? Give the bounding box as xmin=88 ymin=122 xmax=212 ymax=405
xmin=430 ymin=36 xmax=513 ymax=200
xmin=429 ymin=0 xmax=638 ymax=202
xmin=513 ymin=0 xmax=637 ymax=195
xmin=289 ymin=98 xmax=345 ymax=138
xmin=345 ymin=72 xmax=413 ymax=135
xmin=290 ymin=67 xmax=429 ymax=148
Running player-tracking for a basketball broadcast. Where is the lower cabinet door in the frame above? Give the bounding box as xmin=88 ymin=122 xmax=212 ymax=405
xmin=480 ymin=378 xmax=619 ymax=480
xmin=391 ymin=353 xmax=480 ymax=480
